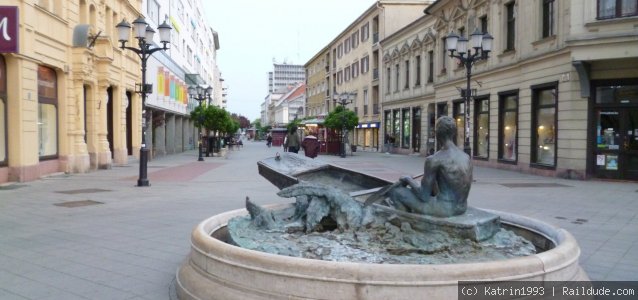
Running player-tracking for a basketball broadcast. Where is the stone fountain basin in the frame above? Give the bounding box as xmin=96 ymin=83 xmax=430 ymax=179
xmin=176 ymin=204 xmax=588 ymax=300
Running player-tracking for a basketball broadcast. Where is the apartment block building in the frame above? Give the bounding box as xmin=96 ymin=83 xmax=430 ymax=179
xmin=380 ymin=0 xmax=638 ymax=180
xmin=268 ymin=62 xmax=305 ymax=94
xmin=306 ymin=0 xmax=433 ymax=153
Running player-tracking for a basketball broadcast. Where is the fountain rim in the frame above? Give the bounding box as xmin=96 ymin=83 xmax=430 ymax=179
xmin=188 ymin=203 xmax=580 ymax=283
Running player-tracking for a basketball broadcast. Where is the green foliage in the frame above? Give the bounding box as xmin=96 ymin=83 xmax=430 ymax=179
xmin=324 ymin=106 xmax=358 ymax=130
xmin=287 ymin=119 xmax=302 ymax=132
xmin=189 ymin=105 xmax=207 ymax=128
xmin=190 ymin=105 xmax=236 ymax=134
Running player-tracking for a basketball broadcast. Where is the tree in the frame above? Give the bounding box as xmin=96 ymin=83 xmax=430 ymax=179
xmin=324 ymin=106 xmax=358 ymax=131
xmin=231 ymin=113 xmax=251 ymax=129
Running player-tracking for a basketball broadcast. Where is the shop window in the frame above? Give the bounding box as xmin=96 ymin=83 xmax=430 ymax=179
xmin=453 ymin=101 xmax=465 ymax=148
xmin=384 ymin=110 xmax=392 ymax=144
xmin=474 ymin=98 xmax=489 ymax=158
xmin=38 ymin=66 xmax=58 ymax=159
xmin=596 ymin=85 xmax=638 ymax=105
xmin=0 ymin=56 xmax=6 ymax=165
xmin=531 ymin=83 xmax=558 ymax=168
xmin=402 ymin=108 xmax=410 ymax=148
xmin=498 ymin=91 xmax=518 ymax=162
xmin=393 ymin=109 xmax=401 ymax=147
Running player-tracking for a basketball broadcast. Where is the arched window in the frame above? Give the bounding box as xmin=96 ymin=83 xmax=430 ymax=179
xmin=37 ymin=66 xmax=58 ymax=158
xmin=89 ymin=4 xmax=96 ymax=28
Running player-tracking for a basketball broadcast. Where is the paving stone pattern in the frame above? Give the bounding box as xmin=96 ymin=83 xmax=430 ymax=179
xmin=0 ymin=142 xmax=637 ymax=299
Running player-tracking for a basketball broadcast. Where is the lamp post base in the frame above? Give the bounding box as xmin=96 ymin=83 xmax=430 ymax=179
xmin=137 ymin=147 xmax=150 ymax=187
xmin=198 ymin=143 xmax=204 ymax=161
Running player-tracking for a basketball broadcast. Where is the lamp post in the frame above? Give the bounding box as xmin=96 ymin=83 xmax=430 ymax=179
xmin=188 ymin=85 xmax=213 ymax=161
xmin=446 ymin=28 xmax=493 ymax=157
xmin=116 ymin=17 xmax=172 ymax=187
xmin=333 ymin=92 xmax=357 ymax=158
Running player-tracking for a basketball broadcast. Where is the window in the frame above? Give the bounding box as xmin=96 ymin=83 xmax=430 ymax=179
xmin=506 ymin=2 xmax=516 ymax=51
xmin=337 ymin=44 xmax=343 ymax=59
xmin=441 ymin=38 xmax=447 ymax=72
xmin=542 ymin=0 xmax=555 ymax=38
xmin=361 ymin=23 xmax=370 ymax=41
xmin=402 ymin=108 xmax=410 ymax=148
xmin=531 ymin=83 xmax=558 ymax=167
xmin=479 ymin=16 xmax=489 ymax=59
xmin=474 ymin=98 xmax=489 ymax=158
xmin=352 ymin=61 xmax=359 ymax=78
xmin=395 ymin=64 xmax=400 ymax=92
xmin=453 ymin=101 xmax=465 ymax=148
xmin=0 ymin=56 xmax=6 ymax=165
xmin=404 ymin=60 xmax=410 ymax=89
xmin=352 ymin=31 xmax=359 ymax=49
xmin=415 ymin=55 xmax=421 ymax=86
xmin=345 ymin=66 xmax=351 ymax=82
xmin=498 ymin=91 xmax=518 ymax=162
xmin=361 ymin=56 xmax=369 ymax=73
xmin=38 ymin=66 xmax=58 ymax=159
xmin=337 ymin=70 xmax=343 ymax=85
xmin=428 ymin=50 xmax=434 ymax=83
xmin=363 ymin=89 xmax=369 ymax=115
xmin=598 ymin=0 xmax=638 ymax=19
xmin=148 ymin=0 xmax=160 ymax=25
xmin=345 ymin=37 xmax=351 ymax=54
xmin=386 ymin=67 xmax=391 ymax=94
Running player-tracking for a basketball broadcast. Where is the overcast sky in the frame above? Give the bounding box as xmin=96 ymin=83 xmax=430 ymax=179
xmin=202 ymin=0 xmax=377 ymax=121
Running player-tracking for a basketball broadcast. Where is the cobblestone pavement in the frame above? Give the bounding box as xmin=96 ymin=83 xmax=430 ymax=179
xmin=0 ymin=141 xmax=637 ymax=299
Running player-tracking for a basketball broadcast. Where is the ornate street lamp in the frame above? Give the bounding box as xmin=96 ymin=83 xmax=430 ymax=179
xmin=188 ymin=85 xmax=213 ymax=161
xmin=116 ymin=17 xmax=172 ymax=187
xmin=446 ymin=28 xmax=493 ymax=157
xmin=333 ymin=92 xmax=357 ymax=158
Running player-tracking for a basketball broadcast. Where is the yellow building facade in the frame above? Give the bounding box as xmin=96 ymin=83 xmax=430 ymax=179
xmin=1 ymin=0 xmax=147 ymax=183
xmin=380 ymin=0 xmax=638 ymax=180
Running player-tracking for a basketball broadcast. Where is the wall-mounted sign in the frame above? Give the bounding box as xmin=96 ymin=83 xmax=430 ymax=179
xmin=0 ymin=7 xmax=18 ymax=53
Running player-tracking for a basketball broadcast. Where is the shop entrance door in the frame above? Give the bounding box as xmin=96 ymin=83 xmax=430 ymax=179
xmin=594 ymin=107 xmax=638 ymax=180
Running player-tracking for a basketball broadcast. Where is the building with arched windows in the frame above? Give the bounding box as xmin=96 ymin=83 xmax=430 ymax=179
xmin=0 ymin=0 xmax=222 ymax=184
xmin=380 ymin=0 xmax=638 ymax=180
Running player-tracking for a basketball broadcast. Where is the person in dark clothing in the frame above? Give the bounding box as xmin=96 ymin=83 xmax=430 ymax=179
xmin=266 ymin=134 xmax=272 ymax=148
xmin=301 ymin=133 xmax=321 ymax=158
xmin=284 ymin=126 xmax=300 ymax=153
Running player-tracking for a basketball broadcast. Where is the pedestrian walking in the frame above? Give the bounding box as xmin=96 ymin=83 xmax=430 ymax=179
xmin=266 ymin=133 xmax=272 ymax=148
xmin=283 ymin=126 xmax=300 ymax=153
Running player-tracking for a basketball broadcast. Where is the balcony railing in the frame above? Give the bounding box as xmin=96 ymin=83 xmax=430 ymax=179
xmin=373 ymin=68 xmax=379 ymax=80
xmin=373 ymin=103 xmax=379 ymax=115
